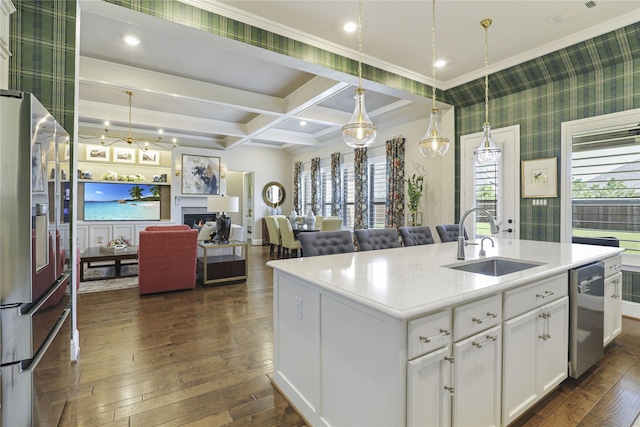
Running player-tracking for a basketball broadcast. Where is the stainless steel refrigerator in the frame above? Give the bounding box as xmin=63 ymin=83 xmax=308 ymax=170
xmin=0 ymin=90 xmax=71 ymax=426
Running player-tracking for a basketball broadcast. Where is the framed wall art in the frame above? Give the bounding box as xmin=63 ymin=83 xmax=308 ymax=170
xmin=85 ymin=144 xmax=110 ymax=162
xmin=113 ymin=147 xmax=136 ymax=163
xmin=140 ymin=150 xmax=160 ymax=165
xmin=181 ymin=154 xmax=220 ymax=195
xmin=522 ymin=157 xmax=557 ymax=198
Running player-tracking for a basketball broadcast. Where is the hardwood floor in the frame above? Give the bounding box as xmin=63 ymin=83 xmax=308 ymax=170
xmin=60 ymin=245 xmax=640 ymax=426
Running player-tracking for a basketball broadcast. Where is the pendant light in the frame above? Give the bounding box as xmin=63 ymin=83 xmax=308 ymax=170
xmin=418 ymin=0 xmax=450 ymax=158
xmin=342 ymin=0 xmax=377 ymax=148
xmin=474 ymin=19 xmax=502 ymax=164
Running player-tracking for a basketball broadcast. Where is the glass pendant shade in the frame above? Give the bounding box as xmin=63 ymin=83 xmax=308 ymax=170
xmin=474 ymin=123 xmax=502 ymax=164
xmin=419 ymin=107 xmax=450 ymax=157
xmin=342 ymin=88 xmax=377 ymax=148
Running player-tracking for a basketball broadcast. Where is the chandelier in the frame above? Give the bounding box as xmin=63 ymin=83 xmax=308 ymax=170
xmin=101 ymin=91 xmax=177 ymax=151
xmin=418 ymin=0 xmax=450 ymax=158
xmin=474 ymin=19 xmax=502 ymax=164
xmin=342 ymin=0 xmax=377 ymax=148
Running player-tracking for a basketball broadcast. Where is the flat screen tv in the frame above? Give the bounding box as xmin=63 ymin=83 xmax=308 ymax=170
xmin=84 ymin=182 xmax=161 ymax=221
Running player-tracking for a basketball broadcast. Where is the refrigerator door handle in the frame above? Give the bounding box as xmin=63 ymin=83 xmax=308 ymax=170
xmin=24 ymin=308 xmax=70 ymax=372
xmin=20 ymin=274 xmax=69 ymax=317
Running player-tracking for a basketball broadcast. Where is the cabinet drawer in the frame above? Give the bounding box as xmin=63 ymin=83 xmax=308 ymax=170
xmin=604 ymin=255 xmax=622 ymax=278
xmin=407 ymin=310 xmax=451 ymax=359
xmin=453 ymin=295 xmax=502 ymax=341
xmin=504 ymin=273 xmax=567 ymax=320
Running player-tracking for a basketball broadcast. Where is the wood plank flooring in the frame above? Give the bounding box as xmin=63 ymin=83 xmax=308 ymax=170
xmin=60 ymin=245 xmax=640 ymax=426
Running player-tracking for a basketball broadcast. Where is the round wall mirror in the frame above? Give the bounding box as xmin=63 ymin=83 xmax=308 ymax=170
xmin=263 ymin=182 xmax=285 ymax=208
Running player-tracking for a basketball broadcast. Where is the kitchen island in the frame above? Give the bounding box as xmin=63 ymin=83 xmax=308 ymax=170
xmin=267 ymin=238 xmax=623 ymax=427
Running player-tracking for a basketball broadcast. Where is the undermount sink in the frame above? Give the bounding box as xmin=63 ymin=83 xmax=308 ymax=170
xmin=443 ymin=257 xmax=545 ymax=277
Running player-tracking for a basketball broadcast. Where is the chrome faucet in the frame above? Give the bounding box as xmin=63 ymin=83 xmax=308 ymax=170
xmin=457 ymin=207 xmax=499 ymax=260
xmin=479 ymin=236 xmax=495 ymax=257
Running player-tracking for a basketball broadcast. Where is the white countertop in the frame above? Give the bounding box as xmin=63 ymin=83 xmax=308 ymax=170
xmin=267 ymin=238 xmax=623 ymax=319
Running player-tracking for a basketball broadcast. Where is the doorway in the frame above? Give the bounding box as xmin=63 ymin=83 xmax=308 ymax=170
xmin=460 ymin=125 xmax=520 ymax=239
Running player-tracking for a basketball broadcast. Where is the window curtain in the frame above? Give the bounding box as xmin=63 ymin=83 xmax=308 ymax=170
xmin=311 ymin=157 xmax=321 ymax=215
xmin=293 ymin=161 xmax=302 ymax=213
xmin=354 ymin=147 xmax=368 ymax=230
xmin=386 ymin=136 xmax=405 ymax=228
xmin=331 ymin=152 xmax=343 ymax=217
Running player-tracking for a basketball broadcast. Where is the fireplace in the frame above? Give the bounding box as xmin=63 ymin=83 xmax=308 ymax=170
xmin=183 ymin=212 xmax=217 ymax=229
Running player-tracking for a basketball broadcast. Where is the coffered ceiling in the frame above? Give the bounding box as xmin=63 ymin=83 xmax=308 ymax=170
xmin=77 ymin=0 xmax=639 ymax=153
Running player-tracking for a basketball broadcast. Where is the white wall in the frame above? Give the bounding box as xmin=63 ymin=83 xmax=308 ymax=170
xmin=291 ymin=107 xmax=456 ymax=228
xmin=170 ymin=144 xmax=292 ymax=244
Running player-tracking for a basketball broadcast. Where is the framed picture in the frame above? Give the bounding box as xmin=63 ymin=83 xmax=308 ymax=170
xmin=32 ymin=143 xmax=45 ymax=193
xmin=522 ymin=157 xmax=557 ymax=198
xmin=86 ymin=144 xmax=110 ymax=162
xmin=181 ymin=154 xmax=220 ymax=195
xmin=140 ymin=150 xmax=160 ymax=165
xmin=113 ymin=147 xmax=136 ymax=163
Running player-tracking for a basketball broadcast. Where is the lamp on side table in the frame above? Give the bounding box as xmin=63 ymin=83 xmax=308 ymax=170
xmin=207 ymin=195 xmax=239 ymax=243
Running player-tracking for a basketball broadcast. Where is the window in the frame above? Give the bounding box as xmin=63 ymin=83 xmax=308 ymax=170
xmin=321 ymin=169 xmax=332 ymax=217
xmin=475 ymin=162 xmax=499 ymax=236
xmin=342 ymin=164 xmax=355 ymax=229
xmin=301 ymin=170 xmax=311 ymax=215
xmin=369 ymin=161 xmax=386 ymax=228
xmin=570 ymin=124 xmax=640 ymax=257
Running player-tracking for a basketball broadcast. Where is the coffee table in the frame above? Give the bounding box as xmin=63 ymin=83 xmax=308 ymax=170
xmin=80 ymin=246 xmax=139 ymax=282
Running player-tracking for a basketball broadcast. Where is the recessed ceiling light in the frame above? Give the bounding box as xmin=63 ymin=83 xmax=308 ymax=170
xmin=299 ymin=121 xmax=307 ymax=126
xmin=344 ymin=22 xmax=357 ymax=33
xmin=123 ymin=35 xmax=140 ymax=46
xmin=434 ymin=60 xmax=446 ymax=68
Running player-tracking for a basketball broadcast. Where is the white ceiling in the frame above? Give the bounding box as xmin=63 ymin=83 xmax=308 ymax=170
xmin=77 ymin=0 xmax=640 ymax=153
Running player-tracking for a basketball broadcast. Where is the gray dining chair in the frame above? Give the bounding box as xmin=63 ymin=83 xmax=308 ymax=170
xmin=399 ymin=226 xmax=435 ymax=246
xmin=354 ymin=228 xmax=402 ymax=251
xmin=436 ymin=224 xmax=468 ymax=243
xmin=298 ymin=230 xmax=355 ymax=257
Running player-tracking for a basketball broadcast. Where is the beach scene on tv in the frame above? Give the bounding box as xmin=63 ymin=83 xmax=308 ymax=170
xmin=84 ymin=182 xmax=160 ymax=221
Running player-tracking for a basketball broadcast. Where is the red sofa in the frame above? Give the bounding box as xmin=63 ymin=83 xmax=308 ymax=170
xmin=138 ymin=225 xmax=198 ymax=295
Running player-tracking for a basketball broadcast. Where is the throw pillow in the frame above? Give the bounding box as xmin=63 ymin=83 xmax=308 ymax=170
xmin=197 ymin=222 xmax=217 ymax=241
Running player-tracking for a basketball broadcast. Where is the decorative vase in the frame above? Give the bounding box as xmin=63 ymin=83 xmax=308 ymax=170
xmin=289 ymin=210 xmax=298 ymax=226
xmin=408 ymin=211 xmax=422 ymax=227
xmin=306 ymin=210 xmax=316 ymax=230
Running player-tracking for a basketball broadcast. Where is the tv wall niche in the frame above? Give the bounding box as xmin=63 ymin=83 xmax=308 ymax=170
xmin=78 ymin=182 xmax=171 ymax=221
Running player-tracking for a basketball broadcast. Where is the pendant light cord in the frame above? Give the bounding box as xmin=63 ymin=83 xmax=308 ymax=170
xmin=357 ymin=0 xmax=363 ymax=89
xmin=432 ymin=0 xmax=437 ymax=110
xmin=482 ymin=19 xmax=491 ymax=126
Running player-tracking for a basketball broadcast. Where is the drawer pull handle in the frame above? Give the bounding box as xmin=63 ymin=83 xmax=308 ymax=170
xmin=444 ymin=385 xmax=454 ymax=394
xmin=609 ymin=264 xmax=621 ymax=270
xmin=536 ymin=291 xmax=554 ymax=299
xmin=472 ymin=334 xmax=497 ymax=348
xmin=419 ymin=328 xmax=451 ymax=343
xmin=472 ymin=312 xmax=498 ymax=324
xmin=444 ymin=355 xmax=454 ymax=364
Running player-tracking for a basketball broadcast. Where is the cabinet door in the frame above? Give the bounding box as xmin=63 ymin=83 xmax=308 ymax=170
xmin=407 ymin=346 xmax=451 ymax=427
xmin=536 ymin=296 xmax=568 ymax=396
xmin=604 ymin=272 xmax=623 ymax=345
xmin=503 ymin=310 xmax=538 ymax=425
xmin=453 ymin=325 xmax=502 ymax=427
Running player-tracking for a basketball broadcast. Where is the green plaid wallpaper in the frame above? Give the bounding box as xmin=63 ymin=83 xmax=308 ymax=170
xmin=452 ymin=23 xmax=640 ymax=302
xmin=8 ymin=0 xmax=76 ymax=132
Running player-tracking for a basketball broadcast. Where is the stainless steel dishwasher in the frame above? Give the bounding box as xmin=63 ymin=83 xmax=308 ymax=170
xmin=569 ymin=261 xmax=605 ymax=378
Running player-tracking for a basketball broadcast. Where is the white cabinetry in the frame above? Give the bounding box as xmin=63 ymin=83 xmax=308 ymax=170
xmin=452 ymin=295 xmax=502 ymax=427
xmin=604 ymin=255 xmax=623 ymax=346
xmin=406 ymin=310 xmax=452 ymax=426
xmin=603 ymin=273 xmax=622 ymax=346
xmin=502 ymin=274 xmax=569 ymax=425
